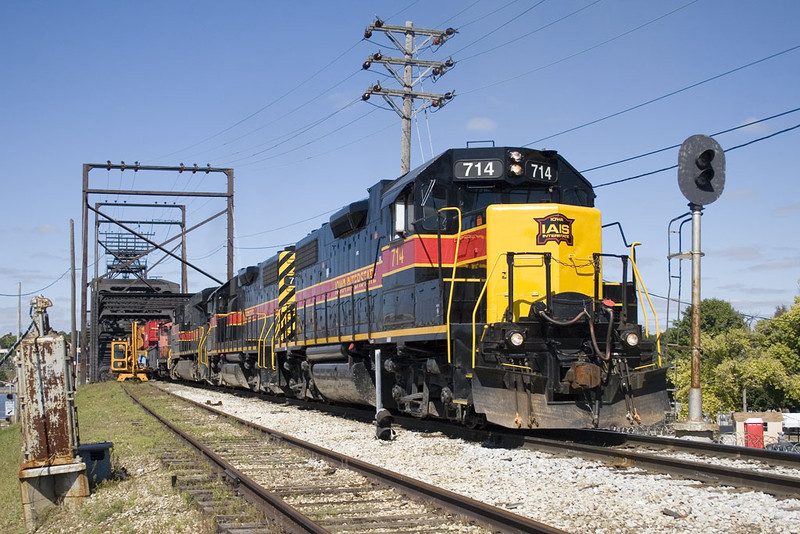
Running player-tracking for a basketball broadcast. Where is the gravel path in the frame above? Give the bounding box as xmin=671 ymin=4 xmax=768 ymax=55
xmin=159 ymin=383 xmax=800 ymax=534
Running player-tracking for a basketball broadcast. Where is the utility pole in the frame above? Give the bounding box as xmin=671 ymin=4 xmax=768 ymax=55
xmin=17 ymin=282 xmax=21 ymax=341
xmin=361 ymin=17 xmax=456 ymax=174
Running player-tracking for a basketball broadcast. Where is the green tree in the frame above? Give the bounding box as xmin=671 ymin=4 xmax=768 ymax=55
xmin=667 ymin=293 xmax=800 ymax=417
xmin=670 ymin=298 xmax=747 ymax=342
xmin=0 ymin=333 xmax=16 ymax=350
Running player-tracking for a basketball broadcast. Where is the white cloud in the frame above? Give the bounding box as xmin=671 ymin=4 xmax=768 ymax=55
xmin=466 ymin=117 xmax=497 ymax=132
xmin=773 ymin=203 xmax=800 ymax=216
xmin=35 ymin=224 xmax=59 ymax=234
xmin=736 ymin=116 xmax=769 ymax=135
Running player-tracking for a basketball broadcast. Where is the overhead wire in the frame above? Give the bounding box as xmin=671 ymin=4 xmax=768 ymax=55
xmin=458 ymin=0 xmax=603 ymax=62
xmin=237 ymin=208 xmax=339 ymax=239
xmin=232 ymin=0 xmax=683 ymax=176
xmin=149 ymin=40 xmax=367 ymax=163
xmin=581 ymin=106 xmax=800 ymax=173
xmin=461 ymin=0 xmax=699 ymax=97
xmin=449 ymin=0 xmax=547 ymax=56
xmin=235 ymin=106 xmax=379 ymax=167
xmin=594 ymin=121 xmax=800 ymax=188
xmin=435 ymin=0 xmax=483 ymax=27
xmin=220 ymin=98 xmax=363 ymax=165
xmin=177 ymin=71 xmax=364 ymax=165
xmin=524 ymin=43 xmax=800 ymax=147
xmin=247 ymin=118 xmax=397 ymax=172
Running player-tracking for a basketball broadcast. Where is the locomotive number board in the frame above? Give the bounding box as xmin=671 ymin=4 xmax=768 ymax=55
xmin=454 ymin=159 xmax=504 ymax=180
xmin=525 ymin=160 xmax=558 ymax=183
xmin=454 ymin=157 xmax=558 ymax=183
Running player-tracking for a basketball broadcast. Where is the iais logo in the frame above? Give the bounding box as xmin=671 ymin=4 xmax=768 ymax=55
xmin=534 ymin=213 xmax=574 ymax=246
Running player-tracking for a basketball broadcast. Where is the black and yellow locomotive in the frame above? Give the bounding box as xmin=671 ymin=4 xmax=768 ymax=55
xmin=168 ymin=146 xmax=669 ymax=429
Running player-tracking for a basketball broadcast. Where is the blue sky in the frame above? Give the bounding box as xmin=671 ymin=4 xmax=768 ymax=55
xmin=1 ymin=0 xmax=799 ymax=336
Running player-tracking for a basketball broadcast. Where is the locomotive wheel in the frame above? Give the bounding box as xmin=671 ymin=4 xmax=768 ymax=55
xmin=464 ymin=407 xmax=487 ymax=430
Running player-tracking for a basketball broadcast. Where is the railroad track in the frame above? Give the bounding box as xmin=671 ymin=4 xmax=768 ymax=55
xmin=514 ymin=432 xmax=800 ymax=498
xmin=165 ymin=380 xmax=800 ymax=498
xmin=123 ymin=383 xmax=564 ymax=534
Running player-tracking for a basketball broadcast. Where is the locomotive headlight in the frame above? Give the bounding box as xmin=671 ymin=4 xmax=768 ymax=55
xmin=623 ymin=331 xmax=639 ymax=347
xmin=509 ymin=150 xmax=523 ymax=162
xmin=509 ymin=163 xmax=523 ymax=176
xmin=506 ymin=330 xmax=525 ymax=347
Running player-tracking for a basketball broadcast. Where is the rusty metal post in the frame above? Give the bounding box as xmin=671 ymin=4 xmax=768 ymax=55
xmin=687 ymin=204 xmax=703 ymax=422
xmin=80 ymin=165 xmax=89 ymax=385
xmin=18 ymin=297 xmax=88 ymax=526
xmin=70 ymin=219 xmax=78 ymax=385
xmin=673 ymin=203 xmax=716 ymax=440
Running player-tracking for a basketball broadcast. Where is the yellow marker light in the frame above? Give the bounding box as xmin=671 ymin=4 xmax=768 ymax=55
xmin=510 ymin=163 xmax=523 ymax=176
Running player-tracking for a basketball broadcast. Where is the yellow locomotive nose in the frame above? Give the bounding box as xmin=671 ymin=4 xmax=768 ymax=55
xmin=484 ymin=203 xmax=601 ymax=324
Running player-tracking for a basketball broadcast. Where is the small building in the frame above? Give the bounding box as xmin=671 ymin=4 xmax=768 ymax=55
xmin=732 ymin=412 xmax=784 ymax=447
xmin=783 ymin=413 xmax=800 ymax=442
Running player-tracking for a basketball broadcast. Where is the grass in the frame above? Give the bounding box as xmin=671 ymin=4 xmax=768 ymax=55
xmin=0 ymin=381 xmax=217 ymax=533
xmin=0 ymin=423 xmax=25 ymax=533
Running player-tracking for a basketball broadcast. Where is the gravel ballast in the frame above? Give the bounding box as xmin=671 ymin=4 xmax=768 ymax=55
xmin=159 ymin=383 xmax=800 ymax=534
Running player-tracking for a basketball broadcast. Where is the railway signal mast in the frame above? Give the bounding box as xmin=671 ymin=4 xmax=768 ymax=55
xmin=674 ymin=134 xmax=726 ymax=440
xmin=361 ymin=18 xmax=456 ymax=174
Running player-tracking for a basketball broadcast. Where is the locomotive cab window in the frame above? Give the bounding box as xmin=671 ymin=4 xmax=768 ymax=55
xmin=416 ymin=179 xmax=455 ymax=233
xmin=392 ymin=193 xmax=414 ymax=239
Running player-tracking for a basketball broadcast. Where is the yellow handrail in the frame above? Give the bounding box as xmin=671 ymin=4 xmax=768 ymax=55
xmin=629 ymin=243 xmax=662 ymax=366
xmin=439 ymin=207 xmax=462 ymax=364
xmin=257 ymin=313 xmax=276 ymax=369
xmin=198 ymin=323 xmax=214 ymax=367
xmin=471 ymin=252 xmax=508 ymax=368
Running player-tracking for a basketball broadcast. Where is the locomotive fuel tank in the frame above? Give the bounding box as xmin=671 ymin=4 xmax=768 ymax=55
xmin=309 ymin=362 xmax=376 ymax=406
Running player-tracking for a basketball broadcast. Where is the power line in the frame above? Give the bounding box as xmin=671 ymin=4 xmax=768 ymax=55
xmin=458 ymin=0 xmax=603 ymax=62
xmin=594 ymin=121 xmax=800 ymax=188
xmin=461 ymin=0 xmax=698 ymax=97
xmin=454 ymin=0 xmax=522 ymax=31
xmin=435 ymin=0 xmax=483 ymax=27
xmin=177 ymin=71 xmax=363 ymax=165
xmin=220 ymin=99 xmax=362 ymax=165
xmin=234 ymin=243 xmax=296 ymax=251
xmin=234 ymin=106 xmax=378 ymax=167
xmin=0 ymin=268 xmax=71 ymax=298
xmin=149 ymin=40 xmax=366 ymax=163
xmin=581 ymin=106 xmax=800 ymax=173
xmin=524 ymin=43 xmax=800 ymax=147
xmin=237 ymin=208 xmax=339 ymax=239
xmin=449 ymin=0 xmax=547 ymax=57
xmin=246 ymin=118 xmax=397 ymax=173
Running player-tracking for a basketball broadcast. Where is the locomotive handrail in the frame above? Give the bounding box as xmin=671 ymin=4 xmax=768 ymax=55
xmin=471 ymin=252 xmax=509 ymax=368
xmin=295 ymin=277 xmax=373 ymax=344
xmin=628 ymin=246 xmax=663 ymax=366
xmin=438 ymin=206 xmax=463 ymax=364
xmin=254 ymin=313 xmax=273 ymax=369
xmin=198 ymin=323 xmax=214 ymax=367
xmin=472 ymin=250 xmax=582 ymax=367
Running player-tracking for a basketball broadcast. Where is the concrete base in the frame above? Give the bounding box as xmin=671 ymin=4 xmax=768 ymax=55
xmin=673 ymin=420 xmax=719 ymax=442
xmin=19 ymin=462 xmax=89 ymax=527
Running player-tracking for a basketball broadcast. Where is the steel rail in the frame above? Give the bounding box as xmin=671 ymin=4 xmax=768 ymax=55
xmin=167 ymin=381 xmax=800 ymax=498
xmin=578 ymin=428 xmax=800 ymax=468
xmin=157 ymin=384 xmax=566 ymax=534
xmin=518 ymin=434 xmax=800 ymax=498
xmin=122 ymin=385 xmax=327 ymax=534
